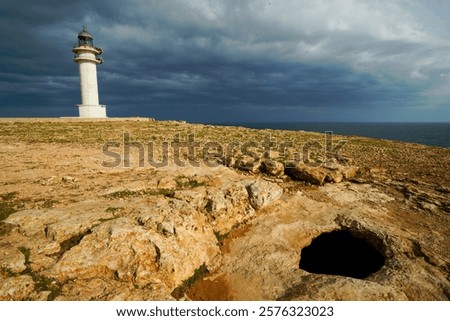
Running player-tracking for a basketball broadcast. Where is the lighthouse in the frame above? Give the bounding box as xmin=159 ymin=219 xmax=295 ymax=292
xmin=72 ymin=27 xmax=107 ymax=118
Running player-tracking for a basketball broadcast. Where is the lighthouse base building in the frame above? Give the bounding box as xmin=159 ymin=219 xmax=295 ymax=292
xmin=73 ymin=27 xmax=107 ymax=118
xmin=77 ymin=104 xmax=107 ymax=118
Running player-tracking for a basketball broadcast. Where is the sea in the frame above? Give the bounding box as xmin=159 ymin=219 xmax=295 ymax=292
xmin=215 ymin=122 xmax=450 ymax=148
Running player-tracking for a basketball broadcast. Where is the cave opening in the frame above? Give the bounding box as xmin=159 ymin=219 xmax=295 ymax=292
xmin=299 ymin=230 xmax=385 ymax=279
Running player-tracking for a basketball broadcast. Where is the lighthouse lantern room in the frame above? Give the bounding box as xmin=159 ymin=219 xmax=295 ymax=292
xmin=72 ymin=27 xmax=107 ymax=118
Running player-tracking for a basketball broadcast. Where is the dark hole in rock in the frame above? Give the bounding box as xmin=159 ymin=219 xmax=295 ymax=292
xmin=299 ymin=230 xmax=385 ymax=279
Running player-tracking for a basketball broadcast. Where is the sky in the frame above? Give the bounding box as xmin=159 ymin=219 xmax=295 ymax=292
xmin=1 ymin=0 xmax=450 ymax=123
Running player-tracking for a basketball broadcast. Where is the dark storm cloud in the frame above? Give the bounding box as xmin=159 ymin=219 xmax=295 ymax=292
xmin=0 ymin=0 xmax=449 ymax=121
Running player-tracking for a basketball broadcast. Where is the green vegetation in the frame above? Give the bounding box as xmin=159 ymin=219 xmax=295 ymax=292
xmin=104 ymin=188 xmax=175 ymax=200
xmin=42 ymin=199 xmax=57 ymax=209
xmin=171 ymin=263 xmax=209 ymax=299
xmin=104 ymin=189 xmax=140 ymax=199
xmin=0 ymin=202 xmax=15 ymax=221
xmin=17 ymin=246 xmax=62 ymax=300
xmin=0 ymin=193 xmax=18 ymax=234
xmin=0 ymin=120 xmax=324 ymax=149
xmin=0 ymin=222 xmax=14 ymax=237
xmin=19 ymin=246 xmax=31 ymax=263
xmin=1 ymin=192 xmax=18 ymax=201
xmin=105 ymin=206 xmax=124 ymax=214
xmin=58 ymin=232 xmax=90 ymax=257
xmin=104 ymin=176 xmax=204 ymax=200
xmin=214 ymin=222 xmax=243 ymax=246
xmin=214 ymin=230 xmax=230 ymax=246
xmin=32 ymin=273 xmax=62 ymax=301
xmin=174 ymin=175 xmax=205 ymax=189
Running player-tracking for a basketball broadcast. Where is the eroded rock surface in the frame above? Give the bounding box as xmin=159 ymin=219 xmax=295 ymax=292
xmin=285 ymin=162 xmax=358 ymax=185
xmin=191 ymin=184 xmax=449 ymax=300
xmin=0 ymin=121 xmax=448 ymax=301
xmin=0 ymin=149 xmax=284 ymax=300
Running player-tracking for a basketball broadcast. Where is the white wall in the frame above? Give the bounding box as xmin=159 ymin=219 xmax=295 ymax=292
xmin=74 ymin=48 xmax=107 ymax=118
xmin=78 ymin=105 xmax=107 ymax=118
xmin=78 ymin=52 xmax=100 ymax=106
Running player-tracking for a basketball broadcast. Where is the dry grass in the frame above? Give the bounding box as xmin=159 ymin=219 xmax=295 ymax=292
xmin=1 ymin=119 xmax=448 ymax=187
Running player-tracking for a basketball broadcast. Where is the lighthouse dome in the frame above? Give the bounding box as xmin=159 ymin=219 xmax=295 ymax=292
xmin=78 ymin=27 xmax=93 ymax=40
xmin=77 ymin=27 xmax=94 ymax=47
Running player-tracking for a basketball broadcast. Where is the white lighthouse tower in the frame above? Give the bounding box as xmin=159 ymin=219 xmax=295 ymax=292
xmin=72 ymin=27 xmax=107 ymax=118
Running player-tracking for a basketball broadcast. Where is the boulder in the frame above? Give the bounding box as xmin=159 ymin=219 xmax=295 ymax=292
xmin=0 ymin=275 xmax=35 ymax=301
xmin=245 ymin=180 xmax=283 ymax=210
xmin=286 ymin=163 xmax=358 ymax=185
xmin=261 ymin=159 xmax=285 ymax=177
xmin=0 ymin=247 xmax=27 ymax=274
xmin=238 ymin=155 xmax=261 ymax=173
xmin=285 ymin=163 xmax=328 ymax=185
xmin=325 ymin=165 xmax=358 ymax=183
xmin=204 ymin=183 xmax=255 ymax=234
xmin=47 ymin=218 xmax=160 ymax=287
xmin=47 ymin=208 xmax=220 ymax=291
xmin=5 ymin=201 xmax=115 ymax=240
xmin=340 ymin=165 xmax=358 ymax=180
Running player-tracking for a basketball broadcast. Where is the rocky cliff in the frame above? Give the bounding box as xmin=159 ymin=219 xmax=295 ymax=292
xmin=0 ymin=119 xmax=448 ymax=300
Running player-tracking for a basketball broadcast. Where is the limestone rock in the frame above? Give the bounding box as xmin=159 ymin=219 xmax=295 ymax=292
xmin=0 ymin=247 xmax=27 ymax=274
xmin=321 ymin=183 xmax=395 ymax=206
xmin=62 ymin=175 xmax=77 ymax=183
xmin=325 ymin=169 xmax=344 ymax=183
xmin=340 ymin=165 xmax=358 ymax=180
xmin=244 ymin=180 xmax=283 ymax=210
xmin=56 ymin=278 xmax=174 ymax=301
xmin=47 ymin=217 xmax=160 ymax=286
xmin=280 ymin=275 xmax=409 ymax=300
xmin=37 ymin=242 xmax=61 ymax=256
xmin=223 ymin=156 xmax=236 ymax=167
xmin=402 ymin=184 xmax=448 ymax=212
xmin=286 ymin=163 xmax=358 ymax=185
xmin=204 ymin=183 xmax=255 ymax=234
xmin=238 ymin=156 xmax=261 ymax=173
xmin=47 ymin=208 xmax=220 ymax=291
xmin=5 ymin=209 xmax=49 ymax=237
xmin=172 ymin=187 xmax=207 ymax=210
xmin=45 ymin=211 xmax=114 ymax=244
xmin=30 ymin=254 xmax=58 ymax=272
xmin=0 ymin=129 xmax=448 ymax=302
xmin=104 ymin=180 xmax=152 ymax=195
xmin=5 ymin=201 xmax=115 ymax=241
xmin=189 ymin=184 xmax=449 ymax=301
xmin=261 ymin=159 xmax=285 ymax=177
xmin=0 ymin=275 xmax=35 ymax=301
xmin=285 ymin=163 xmax=329 ymax=185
